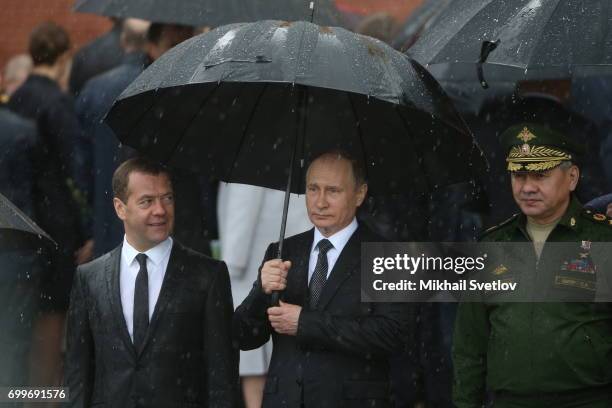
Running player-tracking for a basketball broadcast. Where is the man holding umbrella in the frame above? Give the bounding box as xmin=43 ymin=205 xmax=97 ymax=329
xmin=453 ymin=123 xmax=612 ymax=407
xmin=234 ymin=151 xmax=409 ymax=408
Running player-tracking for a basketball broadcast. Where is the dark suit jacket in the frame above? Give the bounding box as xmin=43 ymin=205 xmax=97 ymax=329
xmin=65 ymin=240 xmax=239 ymax=408
xmin=9 ymin=74 xmax=89 ymax=311
xmin=0 ymin=107 xmax=36 ymax=217
xmin=69 ymin=23 xmax=125 ymax=96
xmin=9 ymin=74 xmax=89 ymax=241
xmin=234 ymin=225 xmax=409 ymax=408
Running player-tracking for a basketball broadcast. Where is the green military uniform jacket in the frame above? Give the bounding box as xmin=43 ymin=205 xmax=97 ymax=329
xmin=453 ymin=197 xmax=612 ymax=407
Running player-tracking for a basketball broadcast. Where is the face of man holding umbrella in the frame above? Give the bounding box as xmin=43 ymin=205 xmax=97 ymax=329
xmin=305 ymin=152 xmax=368 ymax=237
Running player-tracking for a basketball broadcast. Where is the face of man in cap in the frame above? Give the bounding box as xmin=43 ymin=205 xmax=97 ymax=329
xmin=511 ymin=163 xmax=579 ymax=224
xmin=502 ymin=123 xmax=582 ymax=224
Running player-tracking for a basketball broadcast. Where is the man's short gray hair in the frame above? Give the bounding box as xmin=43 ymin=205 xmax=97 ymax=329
xmin=308 ymin=150 xmax=367 ymax=188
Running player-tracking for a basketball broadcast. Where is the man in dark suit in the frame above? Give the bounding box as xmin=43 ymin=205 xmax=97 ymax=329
xmin=65 ymin=157 xmax=238 ymax=408
xmin=69 ymin=18 xmax=125 ymax=96
xmin=0 ymin=107 xmax=42 ymax=388
xmin=234 ymin=151 xmax=409 ymax=408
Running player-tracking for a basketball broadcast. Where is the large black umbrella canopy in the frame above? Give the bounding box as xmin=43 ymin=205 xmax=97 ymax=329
xmin=0 ymin=193 xmax=56 ymax=248
xmin=74 ymin=0 xmax=341 ymax=28
xmin=107 ymin=20 xmax=484 ymax=197
xmin=408 ymin=0 xmax=612 ymax=85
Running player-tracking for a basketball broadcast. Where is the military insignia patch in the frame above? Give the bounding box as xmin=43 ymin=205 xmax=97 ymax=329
xmin=562 ymin=256 xmax=595 ymax=274
xmin=554 ymin=276 xmax=596 ymax=291
xmin=517 ymin=127 xmax=536 ymax=143
xmin=593 ymin=213 xmax=606 ymax=221
xmin=492 ymin=264 xmax=508 ymax=276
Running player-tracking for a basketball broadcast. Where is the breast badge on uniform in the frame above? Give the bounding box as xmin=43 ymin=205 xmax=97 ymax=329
xmin=492 ymin=264 xmax=509 ymax=276
xmin=593 ymin=213 xmax=607 ymax=221
xmin=560 ymin=241 xmax=596 ymax=274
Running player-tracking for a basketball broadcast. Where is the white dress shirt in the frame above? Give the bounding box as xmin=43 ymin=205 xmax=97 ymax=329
xmin=120 ymin=236 xmax=173 ymax=341
xmin=308 ymin=218 xmax=358 ymax=283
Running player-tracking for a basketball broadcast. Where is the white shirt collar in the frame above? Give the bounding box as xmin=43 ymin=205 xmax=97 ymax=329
xmin=312 ymin=218 xmax=358 ymax=254
xmin=122 ymin=235 xmax=173 ymax=267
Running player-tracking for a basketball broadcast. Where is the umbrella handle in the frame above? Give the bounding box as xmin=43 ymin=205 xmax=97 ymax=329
xmin=270 ymin=169 xmax=292 ymax=306
xmin=477 ymin=39 xmax=499 ymax=89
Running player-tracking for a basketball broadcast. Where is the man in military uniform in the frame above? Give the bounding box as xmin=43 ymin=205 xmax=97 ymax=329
xmin=453 ymin=122 xmax=612 ymax=407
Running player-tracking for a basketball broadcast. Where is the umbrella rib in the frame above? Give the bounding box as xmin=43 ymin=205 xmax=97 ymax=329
xmin=225 ymin=82 xmax=269 ymax=182
xmin=345 ymin=92 xmax=370 ymax=183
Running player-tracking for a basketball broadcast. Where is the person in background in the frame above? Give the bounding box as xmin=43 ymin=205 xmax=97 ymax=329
xmin=585 ymin=193 xmax=612 ymax=218
xmin=69 ymin=17 xmax=124 ymax=96
xmin=0 ymin=100 xmax=40 ymax=393
xmin=1 ymin=54 xmax=33 ymax=101
xmin=8 ymin=21 xmax=93 ymax=391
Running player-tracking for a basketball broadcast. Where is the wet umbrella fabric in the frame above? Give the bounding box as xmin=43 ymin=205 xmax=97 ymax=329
xmin=74 ymin=0 xmax=341 ymax=28
xmin=391 ymin=0 xmax=454 ymax=52
xmin=408 ymin=0 xmax=612 ymax=85
xmin=107 ymin=20 xmax=484 ymax=197
xmin=0 ymin=193 xmax=55 ymax=247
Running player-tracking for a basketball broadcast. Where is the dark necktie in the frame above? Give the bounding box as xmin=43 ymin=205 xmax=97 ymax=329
xmin=133 ymin=253 xmax=149 ymax=349
xmin=309 ymin=239 xmax=334 ymax=308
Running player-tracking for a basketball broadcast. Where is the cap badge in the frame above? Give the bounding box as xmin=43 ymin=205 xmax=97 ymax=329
xmin=517 ymin=127 xmax=536 ymax=143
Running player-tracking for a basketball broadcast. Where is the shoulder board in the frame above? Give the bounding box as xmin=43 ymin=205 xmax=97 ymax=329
xmin=582 ymin=208 xmax=612 ymax=227
xmin=479 ymin=213 xmax=520 ymax=238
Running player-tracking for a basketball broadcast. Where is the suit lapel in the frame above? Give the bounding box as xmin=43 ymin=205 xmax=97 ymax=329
xmin=105 ymin=246 xmax=137 ymax=359
xmin=282 ymin=229 xmax=313 ymax=307
xmin=137 ymin=242 xmax=183 ymax=358
xmin=315 ymin=227 xmax=361 ymax=311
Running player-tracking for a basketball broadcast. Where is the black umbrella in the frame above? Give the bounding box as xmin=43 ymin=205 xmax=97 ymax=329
xmin=74 ymin=0 xmax=341 ymax=28
xmin=408 ymin=0 xmax=612 ymax=88
xmin=391 ymin=0 xmax=454 ymax=52
xmin=106 ymin=20 xmax=485 ymax=258
xmin=0 ymin=193 xmax=56 ymax=248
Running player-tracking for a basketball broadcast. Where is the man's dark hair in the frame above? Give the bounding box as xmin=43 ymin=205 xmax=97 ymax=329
xmin=146 ymin=23 xmax=165 ymax=45
xmin=146 ymin=23 xmax=194 ymax=46
xmin=112 ymin=157 xmax=171 ymax=202
xmin=29 ymin=22 xmax=71 ymax=66
xmin=310 ymin=149 xmax=367 ymax=187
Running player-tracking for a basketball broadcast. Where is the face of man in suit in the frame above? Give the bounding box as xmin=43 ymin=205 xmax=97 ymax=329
xmin=113 ymin=171 xmax=175 ymax=251
xmin=306 ymin=154 xmax=367 ymax=237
